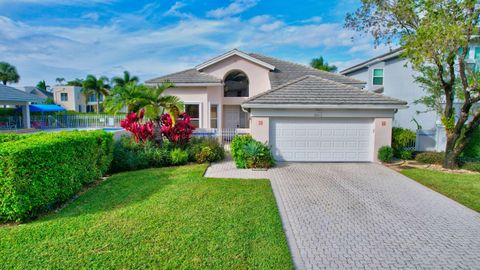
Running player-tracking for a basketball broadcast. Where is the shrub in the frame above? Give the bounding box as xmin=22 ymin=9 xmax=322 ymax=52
xmin=0 ymin=131 xmax=113 ymax=222
xmin=377 ymin=146 xmax=394 ymax=162
xmin=462 ymin=126 xmax=480 ymax=160
xmin=399 ymin=150 xmax=413 ymax=160
xmin=415 ymin=152 xmax=445 ymax=164
xmin=161 ymin=113 xmax=195 ymax=148
xmin=120 ymin=109 xmax=154 ymax=143
xmin=392 ymin=127 xmax=416 ymax=157
xmin=170 ymin=148 xmax=188 ymax=165
xmin=186 ymin=137 xmax=225 ymax=163
xmin=231 ymin=135 xmax=275 ymax=169
xmin=461 ymin=162 xmax=480 ymax=172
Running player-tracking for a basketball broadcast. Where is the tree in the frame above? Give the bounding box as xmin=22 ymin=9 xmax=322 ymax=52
xmin=0 ymin=62 xmax=20 ymax=85
xmin=104 ymin=82 xmax=148 ymax=113
xmin=66 ymin=78 xmax=83 ymax=87
xmin=345 ymin=0 xmax=480 ymax=169
xmin=55 ymin=77 xmax=65 ymax=85
xmin=36 ymin=80 xmax=49 ymax=91
xmin=111 ymin=71 xmax=139 ymax=87
xmin=82 ymin=75 xmax=110 ymax=114
xmin=310 ymin=56 xmax=337 ymax=72
xmin=136 ymin=82 xmax=184 ymax=123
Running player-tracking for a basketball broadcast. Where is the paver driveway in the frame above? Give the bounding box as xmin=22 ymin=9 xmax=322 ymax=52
xmin=205 ymin=161 xmax=480 ymax=270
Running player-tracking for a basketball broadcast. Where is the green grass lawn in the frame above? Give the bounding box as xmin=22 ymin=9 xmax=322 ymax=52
xmin=0 ymin=165 xmax=292 ymax=269
xmin=401 ymin=168 xmax=480 ymax=212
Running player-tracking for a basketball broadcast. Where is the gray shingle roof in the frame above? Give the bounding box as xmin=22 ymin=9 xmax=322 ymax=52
xmin=243 ymin=75 xmax=407 ymax=107
xmin=0 ymin=84 xmax=42 ymax=102
xmin=145 ymin=68 xmax=221 ymax=84
xmin=249 ymin=53 xmax=366 ymax=88
xmin=24 ymin=86 xmax=53 ymax=99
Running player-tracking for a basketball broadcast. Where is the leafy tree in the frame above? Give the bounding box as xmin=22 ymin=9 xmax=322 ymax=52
xmin=111 ymin=71 xmax=139 ymax=87
xmin=36 ymin=80 xmax=49 ymax=91
xmin=66 ymin=78 xmax=83 ymax=87
xmin=55 ymin=77 xmax=65 ymax=85
xmin=82 ymin=75 xmax=110 ymax=114
xmin=310 ymin=56 xmax=337 ymax=72
xmin=43 ymin=97 xmax=55 ymax=104
xmin=345 ymin=0 xmax=480 ymax=169
xmin=0 ymin=62 xmax=20 ymax=85
xmin=136 ymin=82 xmax=184 ymax=124
xmin=104 ymin=82 xmax=148 ymax=113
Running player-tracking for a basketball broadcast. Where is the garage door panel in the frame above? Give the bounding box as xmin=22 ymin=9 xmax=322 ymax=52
xmin=271 ymin=118 xmax=373 ymax=162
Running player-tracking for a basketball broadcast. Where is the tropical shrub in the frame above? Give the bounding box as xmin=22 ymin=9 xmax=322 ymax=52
xmin=120 ymin=109 xmax=154 ymax=143
xmin=399 ymin=150 xmax=413 ymax=160
xmin=377 ymin=145 xmax=394 ymax=162
xmin=231 ymin=135 xmax=275 ymax=169
xmin=392 ymin=127 xmax=416 ymax=157
xmin=415 ymin=152 xmax=445 ymax=165
xmin=186 ymin=137 xmax=225 ymax=163
xmin=161 ymin=113 xmax=195 ymax=148
xmin=0 ymin=131 xmax=113 ymax=222
xmin=462 ymin=126 xmax=480 ymax=160
xmin=170 ymin=148 xmax=188 ymax=165
xmin=461 ymin=162 xmax=480 ymax=172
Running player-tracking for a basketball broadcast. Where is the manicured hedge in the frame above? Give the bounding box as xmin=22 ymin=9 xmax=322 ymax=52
xmin=0 ymin=131 xmax=113 ymax=222
xmin=231 ymin=135 xmax=275 ymax=169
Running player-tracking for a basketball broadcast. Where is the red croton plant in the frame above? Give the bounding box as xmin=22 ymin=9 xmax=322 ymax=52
xmin=160 ymin=112 xmax=195 ymax=147
xmin=120 ymin=109 xmax=154 ymax=143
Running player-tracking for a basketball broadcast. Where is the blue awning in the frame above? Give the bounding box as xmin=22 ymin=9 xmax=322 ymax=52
xmin=29 ymin=104 xmax=66 ymax=112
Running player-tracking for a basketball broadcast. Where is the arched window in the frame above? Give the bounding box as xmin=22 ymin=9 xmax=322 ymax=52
xmin=224 ymin=70 xmax=249 ymax=97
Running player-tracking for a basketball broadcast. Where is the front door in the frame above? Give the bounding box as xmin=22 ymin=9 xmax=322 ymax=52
xmin=224 ymin=106 xmax=240 ymax=128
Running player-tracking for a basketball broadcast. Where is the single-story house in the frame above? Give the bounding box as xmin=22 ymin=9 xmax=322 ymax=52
xmin=0 ymin=84 xmax=42 ymax=129
xmin=24 ymin=86 xmax=53 ymax=102
xmin=146 ymin=49 xmax=407 ymax=162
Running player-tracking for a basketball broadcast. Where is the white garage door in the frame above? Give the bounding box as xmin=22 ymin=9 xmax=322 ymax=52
xmin=270 ymin=118 xmax=373 ymax=162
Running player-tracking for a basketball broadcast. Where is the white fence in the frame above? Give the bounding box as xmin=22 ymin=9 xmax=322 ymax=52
xmin=30 ymin=115 xmax=123 ymax=129
xmin=415 ymin=125 xmax=446 ymax=152
xmin=193 ymin=128 xmax=251 ymax=144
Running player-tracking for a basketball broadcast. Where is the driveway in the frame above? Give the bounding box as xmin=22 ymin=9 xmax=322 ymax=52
xmin=205 ymin=161 xmax=480 ymax=269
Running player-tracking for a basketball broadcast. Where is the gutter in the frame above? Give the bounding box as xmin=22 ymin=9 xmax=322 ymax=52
xmin=242 ymin=103 xmax=408 ymax=110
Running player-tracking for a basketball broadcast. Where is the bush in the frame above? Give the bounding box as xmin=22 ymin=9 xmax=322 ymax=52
xmin=378 ymin=146 xmax=394 ymax=162
xmin=399 ymin=150 xmax=413 ymax=160
xmin=186 ymin=137 xmax=225 ymax=163
xmin=415 ymin=151 xmax=445 ymax=164
xmin=231 ymin=135 xmax=275 ymax=169
xmin=461 ymin=162 xmax=480 ymax=172
xmin=0 ymin=131 xmax=113 ymax=222
xmin=392 ymin=127 xmax=416 ymax=157
xmin=462 ymin=126 xmax=480 ymax=160
xmin=170 ymin=148 xmax=188 ymax=165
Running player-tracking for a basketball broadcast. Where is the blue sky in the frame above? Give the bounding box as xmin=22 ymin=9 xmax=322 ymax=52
xmin=0 ymin=0 xmax=392 ymax=87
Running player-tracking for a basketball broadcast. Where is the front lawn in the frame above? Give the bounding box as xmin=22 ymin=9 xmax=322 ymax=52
xmin=401 ymin=168 xmax=480 ymax=212
xmin=0 ymin=165 xmax=292 ymax=269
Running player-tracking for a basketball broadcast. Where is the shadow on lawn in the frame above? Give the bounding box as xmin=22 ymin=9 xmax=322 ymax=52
xmin=39 ymin=167 xmax=182 ymax=222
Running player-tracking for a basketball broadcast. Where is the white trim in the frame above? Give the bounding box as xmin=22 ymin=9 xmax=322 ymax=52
xmin=340 ymin=50 xmax=403 ymax=75
xmin=242 ymin=104 xmax=408 ymax=110
xmin=196 ymin=49 xmax=275 ymax=71
xmin=185 ymin=102 xmax=202 ymax=128
xmin=145 ymin=82 xmax=222 ymax=87
xmin=209 ymin=103 xmax=219 ymax=129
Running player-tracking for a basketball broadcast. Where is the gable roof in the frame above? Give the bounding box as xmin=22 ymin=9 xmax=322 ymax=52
xmin=196 ymin=49 xmax=275 ymax=71
xmin=340 ymin=48 xmax=404 ymax=75
xmin=24 ymin=86 xmax=53 ymax=99
xmin=242 ymin=75 xmax=407 ymax=109
xmin=249 ymin=53 xmax=366 ymax=89
xmin=145 ymin=68 xmax=222 ymax=85
xmin=0 ymin=84 xmax=42 ymax=102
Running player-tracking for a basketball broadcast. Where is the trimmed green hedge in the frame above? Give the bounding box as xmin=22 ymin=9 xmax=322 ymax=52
xmin=0 ymin=131 xmax=113 ymax=222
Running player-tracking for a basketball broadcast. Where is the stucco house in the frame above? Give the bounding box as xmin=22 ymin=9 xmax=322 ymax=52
xmin=53 ymin=85 xmax=105 ymax=112
xmin=146 ymin=49 xmax=407 ymax=162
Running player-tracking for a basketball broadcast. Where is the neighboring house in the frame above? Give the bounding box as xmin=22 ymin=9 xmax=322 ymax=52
xmin=24 ymin=86 xmax=53 ymax=102
xmin=53 ymin=86 xmax=105 ymax=112
xmin=146 ymin=49 xmax=406 ymax=162
xmin=0 ymin=84 xmax=41 ymax=129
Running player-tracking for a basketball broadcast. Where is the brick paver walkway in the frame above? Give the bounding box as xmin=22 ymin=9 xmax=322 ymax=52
xmin=205 ymin=160 xmax=480 ymax=270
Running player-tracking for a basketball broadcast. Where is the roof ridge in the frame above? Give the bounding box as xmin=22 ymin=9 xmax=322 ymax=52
xmin=145 ymin=68 xmax=221 ymax=84
xmin=243 ymin=75 xmax=312 ymax=104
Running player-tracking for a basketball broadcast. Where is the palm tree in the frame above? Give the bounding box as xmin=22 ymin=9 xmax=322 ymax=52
xmin=55 ymin=77 xmax=65 ymax=85
xmin=111 ymin=71 xmax=139 ymax=87
xmin=138 ymin=82 xmax=184 ymax=122
xmin=310 ymin=56 xmax=337 ymax=72
xmin=82 ymin=75 xmax=110 ymax=114
xmin=104 ymin=82 xmax=147 ymax=113
xmin=36 ymin=80 xmax=49 ymax=91
xmin=0 ymin=62 xmax=20 ymax=85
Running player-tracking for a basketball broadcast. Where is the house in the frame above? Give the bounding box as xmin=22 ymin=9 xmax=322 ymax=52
xmin=146 ymin=49 xmax=406 ymax=162
xmin=53 ymin=85 xmax=105 ymax=112
xmin=0 ymin=84 xmax=42 ymax=129
xmin=23 ymin=86 xmax=53 ymax=102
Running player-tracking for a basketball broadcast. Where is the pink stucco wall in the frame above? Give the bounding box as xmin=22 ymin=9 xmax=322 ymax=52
xmin=250 ymin=117 xmax=270 ymax=144
xmin=373 ymin=118 xmax=393 ymax=162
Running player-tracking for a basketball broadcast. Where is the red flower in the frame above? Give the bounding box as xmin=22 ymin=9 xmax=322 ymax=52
xmin=160 ymin=112 xmax=195 ymax=147
xmin=120 ymin=109 xmax=154 ymax=142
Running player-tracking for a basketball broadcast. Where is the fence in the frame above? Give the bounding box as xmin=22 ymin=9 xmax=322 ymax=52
xmin=30 ymin=115 xmax=123 ymax=129
xmin=193 ymin=128 xmax=251 ymax=144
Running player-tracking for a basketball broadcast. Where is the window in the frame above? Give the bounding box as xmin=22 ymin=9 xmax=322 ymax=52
xmin=78 ymin=105 xmax=82 ymax=112
xmin=372 ymin=69 xmax=384 ymax=86
xmin=224 ymin=70 xmax=249 ymax=97
xmin=185 ymin=104 xmax=200 ymax=128
xmin=60 ymin=93 xmax=68 ymax=101
xmin=86 ymin=105 xmax=95 ymax=113
xmin=88 ymin=94 xmax=96 ymax=102
xmin=475 ymin=47 xmax=480 ymax=60
xmin=210 ymin=104 xmax=218 ymax=128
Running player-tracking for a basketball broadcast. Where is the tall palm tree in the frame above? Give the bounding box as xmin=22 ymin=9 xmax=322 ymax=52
xmin=82 ymin=75 xmax=110 ymax=114
xmin=111 ymin=71 xmax=139 ymax=87
xmin=55 ymin=77 xmax=65 ymax=85
xmin=0 ymin=62 xmax=20 ymax=85
xmin=310 ymin=56 xmax=338 ymax=72
xmin=36 ymin=80 xmax=48 ymax=91
xmin=137 ymin=82 xmax=184 ymax=123
xmin=104 ymin=82 xmax=147 ymax=113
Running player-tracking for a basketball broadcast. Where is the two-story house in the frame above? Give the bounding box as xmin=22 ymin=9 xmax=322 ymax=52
xmin=146 ymin=49 xmax=406 ymax=163
xmin=53 ymin=85 xmax=105 ymax=113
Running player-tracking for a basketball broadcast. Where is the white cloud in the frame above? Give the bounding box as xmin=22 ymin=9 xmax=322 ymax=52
xmin=82 ymin=12 xmax=100 ymax=21
xmin=207 ymin=0 xmax=259 ymax=18
xmin=259 ymin=20 xmax=284 ymax=32
xmin=164 ymin=1 xmax=191 ymax=18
